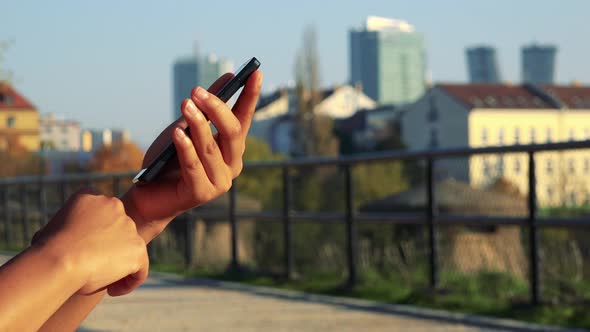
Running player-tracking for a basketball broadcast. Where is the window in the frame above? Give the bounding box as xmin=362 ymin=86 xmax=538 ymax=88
xmin=481 ymin=127 xmax=488 ymax=145
xmin=546 ymin=159 xmax=554 ymax=174
xmin=514 ymin=158 xmax=521 ymax=174
xmin=485 ymin=96 xmax=497 ymax=107
xmin=62 ymin=127 xmax=68 ymax=134
xmin=546 ymin=128 xmax=553 ymax=142
xmin=585 ymin=128 xmax=590 ymax=140
xmin=429 ymin=128 xmax=439 ymax=148
xmin=585 ymin=158 xmax=590 ymax=174
xmin=498 ymin=128 xmax=505 ymax=145
xmin=497 ymin=157 xmax=505 ymax=175
xmin=483 ymin=160 xmax=490 ymax=177
xmin=569 ymin=192 xmax=576 ymax=206
xmin=530 ymin=128 xmax=536 ymax=143
xmin=569 ymin=158 xmax=576 ymax=174
xmin=569 ymin=129 xmax=576 ymax=142
xmin=547 ymin=187 xmax=554 ymax=200
xmin=6 ymin=116 xmax=15 ymax=128
xmin=514 ymin=128 xmax=521 ymax=144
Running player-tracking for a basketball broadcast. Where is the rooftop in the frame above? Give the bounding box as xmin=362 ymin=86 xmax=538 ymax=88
xmin=437 ymin=83 xmax=590 ymax=110
xmin=0 ymin=83 xmax=36 ymax=110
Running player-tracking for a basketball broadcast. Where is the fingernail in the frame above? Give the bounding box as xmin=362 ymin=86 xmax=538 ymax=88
xmin=185 ymin=100 xmax=197 ymax=116
xmin=195 ymin=87 xmax=209 ymax=100
xmin=175 ymin=127 xmax=185 ymax=140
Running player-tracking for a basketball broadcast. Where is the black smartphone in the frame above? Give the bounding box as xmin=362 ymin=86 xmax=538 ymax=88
xmin=133 ymin=57 xmax=261 ymax=184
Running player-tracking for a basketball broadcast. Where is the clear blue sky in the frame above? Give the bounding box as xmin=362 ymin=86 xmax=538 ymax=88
xmin=1 ymin=0 xmax=588 ymax=147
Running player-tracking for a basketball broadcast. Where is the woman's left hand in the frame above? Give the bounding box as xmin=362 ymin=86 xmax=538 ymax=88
xmin=123 ymin=70 xmax=263 ymax=241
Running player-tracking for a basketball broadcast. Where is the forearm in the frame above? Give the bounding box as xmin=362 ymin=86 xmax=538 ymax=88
xmin=39 ymin=186 xmax=172 ymax=331
xmin=0 ymin=246 xmax=83 ymax=331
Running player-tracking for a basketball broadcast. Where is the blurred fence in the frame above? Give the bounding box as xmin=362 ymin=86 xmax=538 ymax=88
xmin=1 ymin=141 xmax=590 ymax=307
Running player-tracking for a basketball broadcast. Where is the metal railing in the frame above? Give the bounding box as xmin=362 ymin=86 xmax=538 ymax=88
xmin=2 ymin=140 xmax=590 ymax=306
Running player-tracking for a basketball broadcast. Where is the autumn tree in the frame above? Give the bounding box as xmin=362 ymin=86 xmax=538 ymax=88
xmin=90 ymin=141 xmax=144 ymax=173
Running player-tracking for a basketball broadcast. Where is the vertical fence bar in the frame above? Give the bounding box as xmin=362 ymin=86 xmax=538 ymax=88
xmin=528 ymin=151 xmax=540 ymax=305
xmin=229 ymin=180 xmax=238 ymax=271
xmin=20 ymin=183 xmax=31 ymax=245
xmin=426 ymin=157 xmax=439 ymax=289
xmin=344 ymin=163 xmax=358 ymax=288
xmin=39 ymin=178 xmax=48 ymax=226
xmin=113 ymin=175 xmax=121 ymax=197
xmin=282 ymin=166 xmax=293 ymax=280
xmin=1 ymin=185 xmax=11 ymax=247
xmin=60 ymin=180 xmax=68 ymax=205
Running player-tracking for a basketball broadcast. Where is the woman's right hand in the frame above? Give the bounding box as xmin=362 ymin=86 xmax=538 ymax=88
xmin=32 ymin=189 xmax=149 ymax=297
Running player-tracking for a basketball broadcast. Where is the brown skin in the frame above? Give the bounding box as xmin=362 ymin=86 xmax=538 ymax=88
xmin=0 ymin=190 xmax=149 ymax=331
xmin=37 ymin=70 xmax=263 ymax=332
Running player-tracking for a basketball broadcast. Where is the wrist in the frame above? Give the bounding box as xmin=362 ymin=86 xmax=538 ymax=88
xmin=121 ymin=186 xmax=174 ymax=243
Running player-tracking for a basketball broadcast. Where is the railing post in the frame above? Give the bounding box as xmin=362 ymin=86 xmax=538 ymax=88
xmin=229 ymin=180 xmax=238 ymax=271
xmin=344 ymin=164 xmax=358 ymax=288
xmin=60 ymin=180 xmax=68 ymax=205
xmin=39 ymin=179 xmax=48 ymax=226
xmin=113 ymin=175 xmax=121 ymax=197
xmin=528 ymin=151 xmax=540 ymax=305
xmin=1 ymin=185 xmax=11 ymax=247
xmin=282 ymin=166 xmax=293 ymax=280
xmin=426 ymin=157 xmax=439 ymax=289
xmin=20 ymin=184 xmax=31 ymax=245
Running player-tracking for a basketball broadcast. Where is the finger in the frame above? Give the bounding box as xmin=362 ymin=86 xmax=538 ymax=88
xmin=192 ymin=87 xmax=243 ymax=176
xmin=141 ymin=74 xmax=233 ymax=167
xmin=171 ymin=123 xmax=207 ymax=191
xmin=208 ymin=72 xmax=235 ymax=94
xmin=232 ymin=70 xmax=263 ymax=137
xmin=181 ymin=99 xmax=231 ymax=190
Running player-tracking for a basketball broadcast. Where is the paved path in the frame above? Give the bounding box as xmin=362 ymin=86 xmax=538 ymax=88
xmin=0 ymin=254 xmax=502 ymax=332
xmin=79 ymin=274 xmax=501 ymax=332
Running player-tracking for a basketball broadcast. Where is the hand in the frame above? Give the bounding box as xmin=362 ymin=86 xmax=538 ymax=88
xmin=123 ymin=70 xmax=263 ymax=241
xmin=32 ymin=189 xmax=149 ymax=297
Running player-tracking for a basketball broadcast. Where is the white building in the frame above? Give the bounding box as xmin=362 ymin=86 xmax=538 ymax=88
xmin=250 ymin=85 xmax=377 ymax=155
xmin=39 ymin=114 xmax=81 ymax=151
xmin=401 ymin=83 xmax=590 ymax=206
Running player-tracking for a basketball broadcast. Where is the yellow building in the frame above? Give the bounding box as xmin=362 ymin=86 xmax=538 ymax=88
xmin=0 ymin=83 xmax=40 ymax=152
xmin=402 ymin=83 xmax=590 ymax=207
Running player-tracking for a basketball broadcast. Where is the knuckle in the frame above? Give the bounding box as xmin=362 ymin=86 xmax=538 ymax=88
xmin=204 ymin=140 xmax=219 ymax=155
xmin=225 ymin=122 xmax=242 ymax=139
xmin=233 ymin=160 xmax=244 ymax=177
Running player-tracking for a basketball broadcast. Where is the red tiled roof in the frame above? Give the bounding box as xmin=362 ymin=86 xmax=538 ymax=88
xmin=0 ymin=83 xmax=36 ymax=110
xmin=541 ymin=85 xmax=590 ymax=109
xmin=437 ymin=83 xmax=554 ymax=109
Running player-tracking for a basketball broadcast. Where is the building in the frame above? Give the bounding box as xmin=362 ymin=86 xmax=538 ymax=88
xmin=335 ymin=104 xmax=400 ymax=153
xmin=522 ymin=44 xmax=557 ymax=84
xmin=349 ymin=16 xmax=426 ymax=106
xmin=0 ymin=83 xmax=40 ymax=151
xmin=39 ymin=114 xmax=81 ymax=151
xmin=466 ymin=46 xmax=501 ymax=83
xmin=172 ymin=52 xmax=233 ymax=119
xmin=401 ymin=83 xmax=590 ymax=206
xmin=250 ymin=85 xmax=377 ymax=155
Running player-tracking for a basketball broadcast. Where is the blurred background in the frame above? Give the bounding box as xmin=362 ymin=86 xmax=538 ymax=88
xmin=1 ymin=0 xmax=589 ymax=329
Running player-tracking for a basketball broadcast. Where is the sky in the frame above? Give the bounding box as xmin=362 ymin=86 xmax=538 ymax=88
xmin=1 ymin=0 xmax=589 ymax=148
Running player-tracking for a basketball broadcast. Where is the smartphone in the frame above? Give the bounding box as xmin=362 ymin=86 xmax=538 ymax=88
xmin=133 ymin=57 xmax=261 ymax=184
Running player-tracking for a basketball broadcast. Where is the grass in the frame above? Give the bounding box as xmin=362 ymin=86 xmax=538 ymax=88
xmin=151 ymin=263 xmax=590 ymax=330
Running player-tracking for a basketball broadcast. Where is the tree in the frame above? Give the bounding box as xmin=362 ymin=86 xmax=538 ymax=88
xmin=292 ymin=25 xmax=339 ymax=158
xmin=0 ymin=40 xmax=13 ymax=83
xmin=90 ymin=141 xmax=144 ymax=173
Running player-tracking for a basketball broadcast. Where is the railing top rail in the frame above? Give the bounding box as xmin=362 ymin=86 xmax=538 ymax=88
xmin=245 ymin=140 xmax=590 ymax=168
xmin=2 ymin=140 xmax=590 ymax=184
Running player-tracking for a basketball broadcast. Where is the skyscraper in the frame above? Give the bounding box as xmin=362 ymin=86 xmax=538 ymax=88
xmin=466 ymin=46 xmax=501 ymax=83
xmin=522 ymin=44 xmax=557 ymax=84
xmin=350 ymin=16 xmax=426 ymax=106
xmin=172 ymin=52 xmax=233 ymax=119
